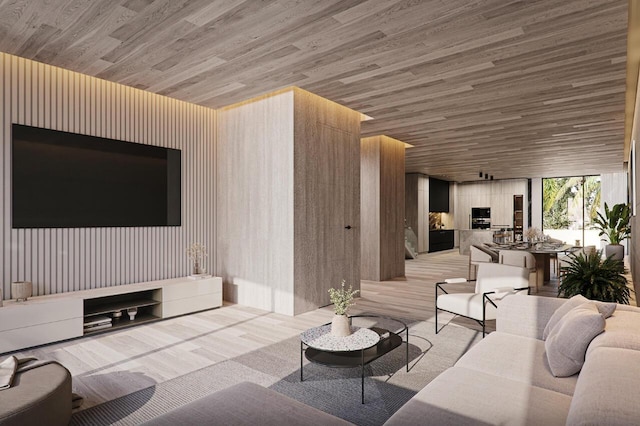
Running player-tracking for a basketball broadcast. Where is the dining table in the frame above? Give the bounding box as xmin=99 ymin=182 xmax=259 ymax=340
xmin=484 ymin=242 xmax=578 ymax=290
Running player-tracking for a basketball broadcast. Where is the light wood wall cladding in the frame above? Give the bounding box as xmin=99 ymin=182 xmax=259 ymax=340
xmin=361 ymin=136 xmax=405 ymax=281
xmin=216 ymin=90 xmax=295 ymax=315
xmin=216 ymin=88 xmax=361 ymax=316
xmin=405 ymin=173 xmax=429 ymax=252
xmin=0 ymin=53 xmax=216 ymax=299
xmin=0 ymin=1 xmax=627 ymax=183
xmin=454 ymin=179 xmax=528 ymax=230
xmin=361 ymin=138 xmax=381 ymax=281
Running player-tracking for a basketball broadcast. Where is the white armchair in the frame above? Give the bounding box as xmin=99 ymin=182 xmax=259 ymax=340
xmin=435 ymin=263 xmax=530 ymax=337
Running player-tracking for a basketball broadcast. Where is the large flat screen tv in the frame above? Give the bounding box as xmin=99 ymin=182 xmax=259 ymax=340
xmin=12 ymin=124 xmax=181 ymax=228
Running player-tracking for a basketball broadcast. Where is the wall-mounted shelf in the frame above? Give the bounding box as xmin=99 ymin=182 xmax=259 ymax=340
xmin=0 ymin=276 xmax=222 ymax=353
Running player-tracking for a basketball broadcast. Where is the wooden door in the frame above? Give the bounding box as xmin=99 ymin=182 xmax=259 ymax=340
xmin=293 ymin=122 xmax=360 ymax=314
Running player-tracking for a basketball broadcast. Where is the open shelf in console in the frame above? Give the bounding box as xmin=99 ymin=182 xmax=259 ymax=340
xmin=83 ymin=289 xmax=162 ymax=335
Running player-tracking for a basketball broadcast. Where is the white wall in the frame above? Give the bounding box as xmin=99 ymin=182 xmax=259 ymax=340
xmin=1 ymin=53 xmax=216 ymax=299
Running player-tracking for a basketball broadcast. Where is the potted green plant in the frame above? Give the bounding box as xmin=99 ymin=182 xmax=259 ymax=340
xmin=558 ymin=250 xmax=630 ymax=304
xmin=328 ymin=280 xmax=359 ymax=337
xmin=592 ymin=202 xmax=630 ymax=261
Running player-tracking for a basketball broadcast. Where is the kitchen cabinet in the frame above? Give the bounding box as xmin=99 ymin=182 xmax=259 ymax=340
xmin=429 ymin=229 xmax=454 ymax=252
xmin=429 ymin=178 xmax=449 ymax=212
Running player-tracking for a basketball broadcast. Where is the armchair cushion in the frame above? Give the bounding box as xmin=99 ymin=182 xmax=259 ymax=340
xmin=545 ymin=302 xmax=605 ymax=377
xmin=437 ymin=293 xmax=497 ymax=321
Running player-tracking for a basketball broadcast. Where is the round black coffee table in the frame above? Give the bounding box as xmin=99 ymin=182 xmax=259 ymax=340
xmin=300 ymin=315 xmax=408 ymax=404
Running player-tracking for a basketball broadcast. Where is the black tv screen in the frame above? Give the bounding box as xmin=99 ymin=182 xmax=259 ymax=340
xmin=12 ymin=124 xmax=181 ymax=228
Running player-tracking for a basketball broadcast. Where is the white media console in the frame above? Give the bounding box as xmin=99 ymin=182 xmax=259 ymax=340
xmin=0 ymin=276 xmax=223 ymax=354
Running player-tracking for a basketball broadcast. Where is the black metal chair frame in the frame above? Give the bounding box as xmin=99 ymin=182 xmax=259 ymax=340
xmin=435 ymin=280 xmax=529 ymax=337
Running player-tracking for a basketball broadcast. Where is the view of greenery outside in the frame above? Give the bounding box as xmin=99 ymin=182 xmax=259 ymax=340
xmin=542 ymin=176 xmax=601 ymax=246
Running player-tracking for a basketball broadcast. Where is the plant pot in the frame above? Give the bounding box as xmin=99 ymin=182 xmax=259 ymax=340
xmin=11 ymin=281 xmax=32 ymax=301
xmin=605 ymin=244 xmax=624 ymax=261
xmin=331 ymin=314 xmax=352 ymax=337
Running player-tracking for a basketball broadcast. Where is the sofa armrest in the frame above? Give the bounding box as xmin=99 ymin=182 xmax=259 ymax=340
xmin=497 ymin=295 xmax=566 ymax=339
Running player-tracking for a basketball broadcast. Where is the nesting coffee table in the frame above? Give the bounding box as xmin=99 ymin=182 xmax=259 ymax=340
xmin=300 ymin=315 xmax=408 ymax=404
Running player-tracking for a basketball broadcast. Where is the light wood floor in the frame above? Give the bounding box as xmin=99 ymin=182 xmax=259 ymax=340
xmin=15 ymin=249 xmax=633 ymax=411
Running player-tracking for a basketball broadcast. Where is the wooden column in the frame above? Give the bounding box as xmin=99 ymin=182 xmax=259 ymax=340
xmin=361 ymin=135 xmax=406 ymax=281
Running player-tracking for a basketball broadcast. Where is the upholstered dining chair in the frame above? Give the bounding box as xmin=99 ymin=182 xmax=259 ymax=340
xmin=558 ymin=245 xmax=596 ymax=282
xmin=468 ymin=244 xmax=497 ymax=280
xmin=435 ymin=263 xmax=530 ymax=337
xmin=499 ymin=250 xmax=538 ymax=293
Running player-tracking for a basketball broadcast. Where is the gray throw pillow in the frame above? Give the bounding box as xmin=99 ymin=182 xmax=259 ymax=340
xmin=543 ymin=295 xmax=589 ymax=340
xmin=594 ymin=301 xmax=617 ymax=319
xmin=545 ymin=302 xmax=605 ymax=377
xmin=543 ymin=296 xmax=616 ymax=340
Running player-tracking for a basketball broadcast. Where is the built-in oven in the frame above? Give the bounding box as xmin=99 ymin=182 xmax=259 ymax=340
xmin=471 ymin=207 xmax=491 ymax=229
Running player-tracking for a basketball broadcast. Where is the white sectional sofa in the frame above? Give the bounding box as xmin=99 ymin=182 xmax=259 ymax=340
xmin=386 ymin=294 xmax=640 ymax=425
xmin=146 ymin=295 xmax=640 ymax=425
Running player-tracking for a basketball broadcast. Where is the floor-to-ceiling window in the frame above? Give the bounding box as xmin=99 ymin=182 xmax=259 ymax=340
xmin=542 ymin=176 xmax=601 ymax=247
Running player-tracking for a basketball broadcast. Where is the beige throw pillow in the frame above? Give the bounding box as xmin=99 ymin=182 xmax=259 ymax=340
xmin=545 ymin=302 xmax=605 ymax=377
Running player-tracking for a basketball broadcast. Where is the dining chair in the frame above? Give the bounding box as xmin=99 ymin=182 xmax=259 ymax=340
xmin=558 ymin=245 xmax=597 ymax=282
xmin=468 ymin=245 xmax=497 ymax=280
xmin=545 ymin=237 xmax=563 ymax=274
xmin=499 ymin=250 xmax=538 ymax=293
xmin=435 ymin=263 xmax=530 ymax=337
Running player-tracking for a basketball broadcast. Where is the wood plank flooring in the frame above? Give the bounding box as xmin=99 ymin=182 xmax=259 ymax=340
xmin=13 ymin=249 xmax=633 ymax=411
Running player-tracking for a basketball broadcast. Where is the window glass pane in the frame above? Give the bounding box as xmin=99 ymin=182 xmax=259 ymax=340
xmin=542 ymin=175 xmax=601 ymax=246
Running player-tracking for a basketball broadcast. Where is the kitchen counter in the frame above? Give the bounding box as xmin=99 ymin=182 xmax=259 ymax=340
xmin=459 ymin=230 xmax=494 ymax=255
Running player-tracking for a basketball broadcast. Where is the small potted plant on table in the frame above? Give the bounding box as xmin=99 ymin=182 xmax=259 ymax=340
xmin=328 ymin=280 xmax=359 ymax=337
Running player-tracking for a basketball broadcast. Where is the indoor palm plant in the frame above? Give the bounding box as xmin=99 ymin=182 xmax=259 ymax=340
xmin=558 ymin=250 xmax=630 ymax=304
xmin=328 ymin=280 xmax=359 ymax=337
xmin=592 ymin=202 xmax=630 ymax=261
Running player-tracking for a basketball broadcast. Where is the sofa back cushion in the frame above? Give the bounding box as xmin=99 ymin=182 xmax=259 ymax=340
xmin=587 ymin=309 xmax=640 ymax=355
xmin=567 ymin=347 xmax=640 ymax=425
xmin=545 ymin=302 xmax=605 ymax=377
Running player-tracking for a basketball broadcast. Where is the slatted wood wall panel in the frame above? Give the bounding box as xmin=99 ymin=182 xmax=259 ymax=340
xmin=0 ymin=53 xmax=216 ymax=299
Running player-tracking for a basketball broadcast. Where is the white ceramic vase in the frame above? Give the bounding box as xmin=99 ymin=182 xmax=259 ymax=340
xmin=331 ymin=314 xmax=352 ymax=337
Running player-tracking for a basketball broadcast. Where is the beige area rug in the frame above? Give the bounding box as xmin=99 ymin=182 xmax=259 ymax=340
xmin=71 ymin=315 xmax=481 ymax=426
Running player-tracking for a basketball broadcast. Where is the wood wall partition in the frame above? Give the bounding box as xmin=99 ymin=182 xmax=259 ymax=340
xmin=361 ymin=136 xmax=405 ymax=281
xmin=216 ymin=88 xmax=361 ymax=315
xmin=454 ymin=179 xmax=529 ymax=230
xmin=216 ymin=90 xmax=295 ymax=315
xmin=405 ymin=173 xmax=429 ymax=252
xmin=0 ymin=53 xmax=217 ymax=299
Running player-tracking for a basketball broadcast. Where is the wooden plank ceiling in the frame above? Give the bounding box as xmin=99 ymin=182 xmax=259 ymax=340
xmin=0 ymin=0 xmax=628 ymax=182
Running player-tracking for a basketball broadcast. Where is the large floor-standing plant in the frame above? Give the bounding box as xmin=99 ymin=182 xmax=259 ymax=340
xmin=593 ymin=202 xmax=630 ymax=261
xmin=558 ymin=250 xmax=630 ymax=304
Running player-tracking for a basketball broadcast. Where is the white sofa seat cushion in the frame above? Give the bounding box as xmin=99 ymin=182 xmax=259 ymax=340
xmin=384 ymin=366 xmax=571 ymax=426
xmin=455 ymin=332 xmax=577 ymax=396
xmin=587 ymin=309 xmax=640 ymax=355
xmin=437 ymin=293 xmax=497 ymax=321
xmin=567 ymin=347 xmax=640 ymax=425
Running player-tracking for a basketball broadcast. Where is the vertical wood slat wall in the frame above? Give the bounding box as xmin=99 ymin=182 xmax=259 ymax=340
xmin=1 ymin=53 xmax=216 ymax=298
